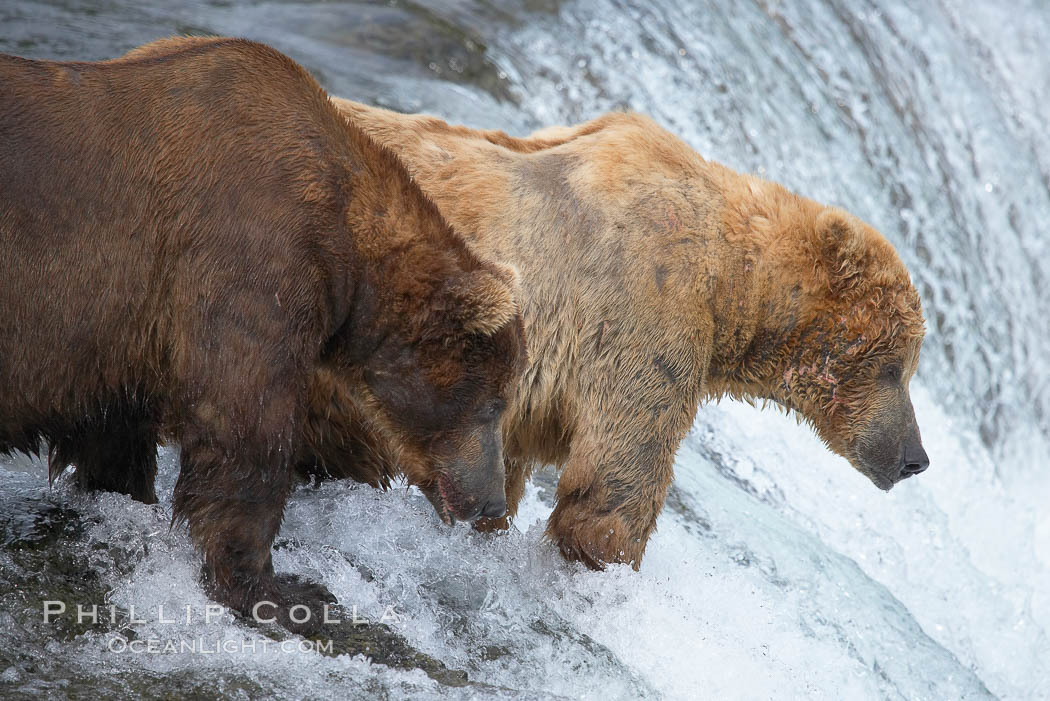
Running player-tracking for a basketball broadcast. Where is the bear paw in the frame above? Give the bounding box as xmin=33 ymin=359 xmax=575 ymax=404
xmin=546 ymin=503 xmax=645 ymax=571
xmin=219 ymin=572 xmax=337 ymax=636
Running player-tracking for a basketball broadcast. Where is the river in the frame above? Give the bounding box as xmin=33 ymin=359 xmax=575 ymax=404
xmin=1 ymin=1 xmax=1047 ymax=698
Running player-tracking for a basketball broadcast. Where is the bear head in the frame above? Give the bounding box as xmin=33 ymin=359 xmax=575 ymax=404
xmin=760 ymin=208 xmax=929 ymax=490
xmin=351 ymin=261 xmax=527 ymax=522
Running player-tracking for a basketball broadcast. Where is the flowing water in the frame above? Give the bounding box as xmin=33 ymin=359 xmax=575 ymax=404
xmin=1 ymin=1 xmax=1047 ymax=698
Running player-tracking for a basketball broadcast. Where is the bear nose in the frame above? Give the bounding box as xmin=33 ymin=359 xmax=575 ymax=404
xmin=900 ymin=445 xmax=930 ymax=478
xmin=480 ymin=498 xmax=507 ymax=519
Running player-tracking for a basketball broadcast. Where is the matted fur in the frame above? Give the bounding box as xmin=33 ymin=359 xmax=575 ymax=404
xmin=0 ymin=38 xmax=525 ymax=631
xmin=322 ymin=100 xmax=928 ymax=570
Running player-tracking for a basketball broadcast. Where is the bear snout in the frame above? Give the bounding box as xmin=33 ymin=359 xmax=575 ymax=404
xmin=442 ymin=468 xmax=507 ymax=522
xmin=480 ymin=497 xmax=507 ymax=519
xmin=452 ymin=496 xmax=507 ymax=522
xmin=448 ymin=493 xmax=507 ymax=522
xmin=899 ymin=438 xmax=930 ymax=479
xmin=423 ymin=467 xmax=507 ymax=524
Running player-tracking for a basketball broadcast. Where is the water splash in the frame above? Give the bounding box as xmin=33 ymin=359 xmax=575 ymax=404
xmin=1 ymin=1 xmax=1047 ymax=698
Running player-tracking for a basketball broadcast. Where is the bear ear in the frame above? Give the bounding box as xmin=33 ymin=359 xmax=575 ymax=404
xmin=445 ymin=267 xmax=520 ymax=336
xmin=816 ymin=208 xmax=865 ymax=293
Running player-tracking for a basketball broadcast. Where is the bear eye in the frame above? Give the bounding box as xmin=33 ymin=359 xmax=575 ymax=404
xmin=879 ymin=363 xmax=902 ymax=384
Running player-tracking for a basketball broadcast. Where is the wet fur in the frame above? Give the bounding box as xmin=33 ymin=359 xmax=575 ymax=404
xmin=322 ymin=101 xmax=926 ymax=570
xmin=0 ymin=38 xmax=525 ymax=631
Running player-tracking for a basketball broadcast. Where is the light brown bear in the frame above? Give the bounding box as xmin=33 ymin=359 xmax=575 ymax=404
xmin=318 ymin=100 xmax=929 ymax=570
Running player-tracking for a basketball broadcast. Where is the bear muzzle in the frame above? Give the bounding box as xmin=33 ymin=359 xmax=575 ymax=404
xmin=899 ymin=436 xmax=930 ymax=479
xmin=422 ymin=470 xmax=507 ymax=524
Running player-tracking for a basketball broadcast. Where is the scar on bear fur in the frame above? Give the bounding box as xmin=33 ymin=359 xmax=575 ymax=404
xmin=0 ymin=37 xmax=525 ymax=632
xmin=315 ymin=100 xmax=929 ymax=571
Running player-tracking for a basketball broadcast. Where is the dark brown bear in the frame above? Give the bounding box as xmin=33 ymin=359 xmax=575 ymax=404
xmin=0 ymin=37 xmax=526 ymax=632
